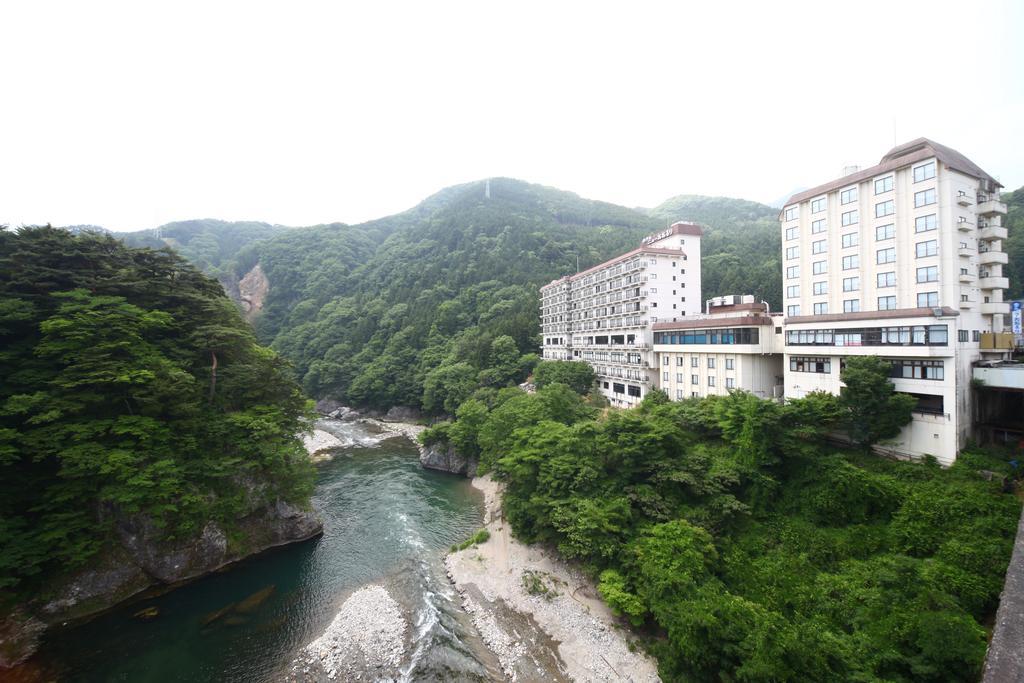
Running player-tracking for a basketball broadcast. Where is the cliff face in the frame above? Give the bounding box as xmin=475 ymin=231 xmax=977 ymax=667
xmin=419 ymin=441 xmax=478 ymax=477
xmin=237 ymin=263 xmax=270 ymax=320
xmin=0 ymin=500 xmax=322 ymax=668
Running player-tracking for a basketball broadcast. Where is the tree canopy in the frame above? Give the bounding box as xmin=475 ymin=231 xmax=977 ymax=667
xmin=0 ymin=227 xmax=315 ymax=594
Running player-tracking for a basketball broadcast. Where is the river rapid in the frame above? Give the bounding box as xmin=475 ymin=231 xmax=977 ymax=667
xmin=34 ymin=419 xmax=502 ymax=682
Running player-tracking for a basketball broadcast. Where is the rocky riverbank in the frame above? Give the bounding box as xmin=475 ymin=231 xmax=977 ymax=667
xmin=288 ymin=585 xmax=408 ymax=681
xmin=446 ymin=476 xmax=662 ymax=682
xmin=1 ymin=500 xmax=322 ymax=669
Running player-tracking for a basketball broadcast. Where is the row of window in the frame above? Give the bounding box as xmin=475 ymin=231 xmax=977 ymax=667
xmin=784 ymin=162 xmax=937 ymax=222
xmin=790 ymin=267 xmax=941 ymax=301
xmin=788 ymin=293 xmax=939 ymax=316
xmin=785 ymin=240 xmax=940 ymax=279
xmin=786 ymin=325 xmax=949 ymax=346
xmin=653 ymin=328 xmax=761 ymax=345
xmin=662 ymin=372 xmax=736 ymax=389
xmin=662 ymin=356 xmax=738 ymax=369
xmin=788 ymin=212 xmax=937 ymax=243
xmin=788 ymin=357 xmax=944 ymax=381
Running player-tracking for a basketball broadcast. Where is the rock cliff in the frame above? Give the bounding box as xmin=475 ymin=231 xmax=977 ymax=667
xmin=419 ymin=441 xmax=478 ymax=477
xmin=0 ymin=501 xmax=322 ymax=668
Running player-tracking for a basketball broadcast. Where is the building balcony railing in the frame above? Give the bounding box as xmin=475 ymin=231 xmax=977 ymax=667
xmin=959 ymin=272 xmax=976 ymax=283
xmin=957 ymin=220 xmax=973 ymax=232
xmin=980 ymin=302 xmax=1011 ymax=315
xmin=980 ymin=332 xmax=1015 ymax=351
xmin=979 ymin=250 xmax=1009 ymax=266
xmin=979 ymin=225 xmax=1008 ymax=241
xmin=959 ymin=298 xmax=976 ymax=309
xmin=956 ymin=193 xmax=973 ymax=206
xmin=978 ymin=276 xmax=1009 ymax=290
xmin=977 ymin=199 xmax=1008 ymax=216
xmin=958 ymin=246 xmax=974 ymax=257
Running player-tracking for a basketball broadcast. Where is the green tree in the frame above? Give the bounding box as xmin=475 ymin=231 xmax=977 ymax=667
xmin=840 ymin=356 xmax=916 ymax=449
xmin=532 ymin=360 xmax=596 ymax=395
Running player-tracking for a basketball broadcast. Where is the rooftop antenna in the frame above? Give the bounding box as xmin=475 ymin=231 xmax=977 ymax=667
xmin=485 ymin=178 xmax=491 ymax=199
xmin=576 ymin=253 xmax=580 ymax=273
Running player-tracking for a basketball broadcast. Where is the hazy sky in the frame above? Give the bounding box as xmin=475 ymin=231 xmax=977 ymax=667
xmin=3 ymin=1 xmax=1022 ymax=231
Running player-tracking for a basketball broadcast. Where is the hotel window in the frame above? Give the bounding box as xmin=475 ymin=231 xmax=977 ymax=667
xmin=663 ymin=371 xmax=669 ymax=381
xmin=877 ymin=247 xmax=896 ymax=264
xmin=916 ymin=265 xmax=939 ymax=283
xmin=876 ymin=223 xmax=895 ymax=240
xmin=787 ymin=265 xmax=800 ymax=279
xmin=726 ymin=377 xmax=735 ymax=389
xmin=787 ymin=305 xmax=801 ymax=316
xmin=676 ymin=389 xmax=684 ymax=400
xmin=813 ymin=281 xmax=827 ymax=295
xmin=841 ymin=187 xmax=858 ymax=205
xmin=811 ymin=219 xmax=826 ymax=234
xmin=691 ymin=374 xmax=699 ymax=385
xmin=917 ymin=291 xmax=939 ymax=307
xmin=874 ymin=176 xmax=893 ymax=194
xmin=842 ymin=232 xmax=859 ymax=248
xmin=676 ymin=373 xmax=684 ymax=383
xmin=842 ymin=254 xmax=859 ymax=270
xmin=810 ymin=260 xmax=826 ymax=275
xmin=725 ymin=358 xmax=734 ymax=370
xmin=878 ymin=295 xmax=897 ymax=310
xmin=843 ymin=276 xmax=860 ymax=292
xmin=691 ymin=356 xmax=699 ymax=367
xmin=708 ymin=376 xmax=716 ymax=387
xmin=707 ymin=357 xmax=715 ymax=369
xmin=663 ymin=355 xmax=670 ymax=365
xmin=786 ymin=246 xmax=799 ymax=260
xmin=841 ymin=210 xmax=859 ymax=226
xmin=844 ymin=299 xmax=861 ymax=312
xmin=785 ymin=226 xmax=798 ymax=240
xmin=875 ymin=200 xmax=895 ymax=218
xmin=784 ymin=206 xmax=799 ymax=221
xmin=811 ymin=197 xmax=827 ymax=213
xmin=916 ymin=239 xmax=938 ymax=258
xmin=787 ymin=285 xmax=800 ymax=298
xmin=812 ymin=239 xmax=827 ymax=254
xmin=915 ymin=214 xmax=937 ymax=233
xmin=958 ymin=329 xmax=969 ymax=342
xmin=914 ymin=188 xmax=936 ymax=208
xmin=790 ymin=356 xmax=831 ymax=373
xmin=890 ymin=359 xmax=944 ymax=380
xmin=676 ymin=356 xmax=684 ymax=366
xmin=877 ymin=271 xmax=896 ymax=288
xmin=913 ymin=161 xmax=936 ymax=182
xmin=813 ymin=302 xmax=828 ymax=315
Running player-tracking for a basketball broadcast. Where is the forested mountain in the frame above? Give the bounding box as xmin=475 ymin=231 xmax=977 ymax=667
xmin=0 ymin=227 xmax=315 ymax=597
xmin=118 ymin=219 xmax=287 ymax=286
xmin=648 ymin=195 xmax=782 ymax=313
xmin=254 ymin=179 xmax=659 ymax=410
xmin=1003 ymin=185 xmax=1024 ymax=301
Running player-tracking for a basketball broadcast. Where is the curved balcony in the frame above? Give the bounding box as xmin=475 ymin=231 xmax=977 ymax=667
xmin=979 ymin=225 xmax=1008 ymax=241
xmin=977 ymin=199 xmax=1008 ymax=215
xmin=978 ymin=276 xmax=1009 ymax=290
xmin=980 ymin=302 xmax=1011 ymax=315
xmin=979 ymin=250 xmax=1009 ymax=266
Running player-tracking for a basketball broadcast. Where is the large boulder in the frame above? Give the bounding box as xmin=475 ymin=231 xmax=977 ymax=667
xmin=384 ymin=406 xmax=422 ymax=422
xmin=419 ymin=441 xmax=478 ymax=477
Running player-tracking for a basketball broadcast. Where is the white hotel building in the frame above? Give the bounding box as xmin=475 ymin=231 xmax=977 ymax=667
xmin=539 ymin=223 xmax=703 ymax=407
xmin=780 ymin=138 xmax=1009 ymax=464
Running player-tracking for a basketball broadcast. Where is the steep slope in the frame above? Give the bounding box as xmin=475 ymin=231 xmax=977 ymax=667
xmin=649 ymin=195 xmax=783 ymax=311
xmin=256 ymin=178 xmax=660 ymax=410
xmin=119 ymin=218 xmax=287 ymax=287
xmin=1002 ymin=186 xmax=1023 ymax=301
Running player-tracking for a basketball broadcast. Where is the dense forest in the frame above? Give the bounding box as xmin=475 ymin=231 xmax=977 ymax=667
xmin=0 ymin=228 xmax=315 ymax=595
xmin=423 ymin=360 xmax=1020 ymax=682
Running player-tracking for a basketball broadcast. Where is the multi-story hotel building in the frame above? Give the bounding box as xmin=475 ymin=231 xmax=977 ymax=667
xmin=780 ymin=138 xmax=1009 ymax=464
xmin=539 ymin=222 xmax=703 ymax=407
xmin=652 ymin=296 xmax=785 ymax=401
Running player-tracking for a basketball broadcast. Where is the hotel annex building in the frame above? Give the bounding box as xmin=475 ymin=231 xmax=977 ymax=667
xmin=540 ymin=138 xmax=1011 ymax=464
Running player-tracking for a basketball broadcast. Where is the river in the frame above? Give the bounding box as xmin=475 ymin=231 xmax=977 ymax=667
xmin=35 ymin=420 xmax=501 ymax=682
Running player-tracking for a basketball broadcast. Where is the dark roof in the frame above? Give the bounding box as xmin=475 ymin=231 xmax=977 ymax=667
xmin=653 ymin=315 xmax=775 ymax=331
xmin=784 ymin=138 xmax=1001 ymax=208
xmin=784 ymin=306 xmax=960 ymax=325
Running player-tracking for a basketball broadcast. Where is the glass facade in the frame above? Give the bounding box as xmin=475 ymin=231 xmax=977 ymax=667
xmin=655 ymin=327 xmax=761 ymax=345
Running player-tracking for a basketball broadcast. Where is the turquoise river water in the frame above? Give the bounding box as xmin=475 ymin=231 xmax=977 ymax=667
xmin=31 ymin=421 xmax=498 ymax=682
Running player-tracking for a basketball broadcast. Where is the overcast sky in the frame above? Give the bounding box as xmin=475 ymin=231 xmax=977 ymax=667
xmin=2 ymin=0 xmax=1022 ymax=231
